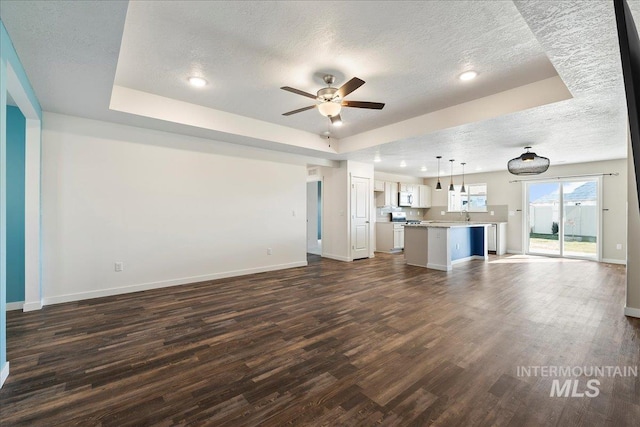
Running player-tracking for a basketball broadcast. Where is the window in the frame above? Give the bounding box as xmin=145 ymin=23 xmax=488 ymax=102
xmin=448 ymin=183 xmax=487 ymax=212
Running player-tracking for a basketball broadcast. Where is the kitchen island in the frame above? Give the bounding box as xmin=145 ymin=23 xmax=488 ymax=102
xmin=404 ymin=222 xmax=490 ymax=271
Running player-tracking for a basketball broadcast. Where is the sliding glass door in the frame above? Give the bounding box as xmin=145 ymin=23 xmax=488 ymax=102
xmin=526 ymin=178 xmax=600 ymax=260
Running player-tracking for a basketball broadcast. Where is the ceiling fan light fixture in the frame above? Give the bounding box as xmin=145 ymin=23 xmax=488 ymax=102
xmin=318 ymin=101 xmax=342 ymax=117
xmin=329 ymin=114 xmax=342 ymax=126
xmin=508 ymin=146 xmax=550 ymax=175
xmin=188 ymin=76 xmax=207 ymax=87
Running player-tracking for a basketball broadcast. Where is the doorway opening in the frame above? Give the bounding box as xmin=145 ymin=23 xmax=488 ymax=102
xmin=306 ymin=180 xmax=322 ymax=256
xmin=525 ymin=178 xmax=601 ymax=260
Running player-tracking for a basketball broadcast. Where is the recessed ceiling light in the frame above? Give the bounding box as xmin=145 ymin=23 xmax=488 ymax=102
xmin=475 ymin=166 xmax=483 ymax=171
xmin=374 ymin=154 xmax=381 ymax=163
xmin=188 ymin=77 xmax=207 ymax=87
xmin=420 ymin=166 xmax=427 ymax=172
xmin=400 ymin=161 xmax=407 ymax=168
xmin=459 ymin=71 xmax=478 ymax=81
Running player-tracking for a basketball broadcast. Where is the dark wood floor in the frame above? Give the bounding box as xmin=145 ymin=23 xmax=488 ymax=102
xmin=1 ymin=253 xmax=638 ymax=426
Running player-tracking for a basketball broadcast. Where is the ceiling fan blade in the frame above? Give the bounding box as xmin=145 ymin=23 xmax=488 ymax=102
xmin=341 ymin=100 xmax=385 ymax=110
xmin=281 ymin=86 xmax=318 ymax=100
xmin=336 ymin=77 xmax=365 ymax=99
xmin=282 ymin=105 xmax=316 ymax=116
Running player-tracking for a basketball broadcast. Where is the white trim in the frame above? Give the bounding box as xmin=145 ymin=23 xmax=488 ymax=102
xmin=426 ymin=262 xmax=450 ymax=271
xmin=24 ymin=118 xmax=41 ymax=306
xmin=42 ymin=261 xmax=308 ymax=306
xmin=602 ymin=258 xmax=627 ymax=265
xmin=22 ymin=300 xmax=42 ymax=312
xmin=0 ymin=362 xmax=9 ymax=389
xmin=624 ymin=306 xmax=640 ymax=318
xmin=322 ymin=253 xmax=352 ymax=262
xmin=507 ymin=249 xmax=524 ymax=255
xmin=5 ymin=301 xmax=23 ymax=311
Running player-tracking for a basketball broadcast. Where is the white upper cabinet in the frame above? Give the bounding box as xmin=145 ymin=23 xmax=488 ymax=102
xmin=418 ymin=185 xmax=432 ymax=208
xmin=375 ymin=181 xmax=399 ymax=207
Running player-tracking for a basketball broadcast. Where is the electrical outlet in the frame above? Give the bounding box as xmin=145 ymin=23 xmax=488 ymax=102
xmin=114 ymin=262 xmax=124 ymax=272
xmin=441 ymin=211 xmax=445 ymax=216
xmin=267 ymin=248 xmax=273 ymax=255
xmin=292 ymin=210 xmax=296 ymax=217
xmin=490 ymin=211 xmax=495 ymax=216
xmin=616 ymin=243 xmax=622 ymax=250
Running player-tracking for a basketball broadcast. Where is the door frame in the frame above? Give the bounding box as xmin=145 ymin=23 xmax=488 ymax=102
xmin=523 ymin=177 xmax=602 ymax=261
xmin=306 ymin=171 xmax=323 ymax=257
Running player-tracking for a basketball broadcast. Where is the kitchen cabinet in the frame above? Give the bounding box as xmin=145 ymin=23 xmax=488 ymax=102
xmin=415 ymin=185 xmax=432 ymax=208
xmin=374 ymin=180 xmax=385 ymax=192
xmin=398 ymin=183 xmax=411 ymax=192
xmin=397 ymin=183 xmax=431 ymax=208
xmin=421 ymin=185 xmax=432 ymax=207
xmin=393 ymin=226 xmax=405 ymax=249
xmin=375 ymin=181 xmax=398 ymax=207
xmin=375 ymin=222 xmax=404 ymax=252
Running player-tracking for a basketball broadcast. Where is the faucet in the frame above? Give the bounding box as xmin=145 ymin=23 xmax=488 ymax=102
xmin=460 ymin=210 xmax=471 ymax=222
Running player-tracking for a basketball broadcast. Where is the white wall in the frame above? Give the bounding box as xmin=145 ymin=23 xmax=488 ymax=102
xmin=627 ymin=131 xmax=640 ymax=317
xmin=424 ymin=159 xmax=628 ymax=262
xmin=318 ymin=162 xmax=349 ymax=261
xmin=41 ymin=113 xmax=308 ymax=304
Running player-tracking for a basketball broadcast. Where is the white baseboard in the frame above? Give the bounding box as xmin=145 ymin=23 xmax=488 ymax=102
xmin=6 ymin=301 xmax=24 ymax=311
xmin=602 ymin=258 xmax=626 ymax=265
xmin=427 ymin=263 xmax=450 ymax=272
xmin=624 ymin=306 xmax=640 ymax=318
xmin=322 ymin=253 xmax=352 ymax=262
xmin=0 ymin=362 xmax=9 ymax=389
xmin=42 ymin=261 xmax=308 ymax=306
xmin=507 ymin=250 xmax=524 ymax=255
xmin=23 ymin=300 xmax=43 ymax=312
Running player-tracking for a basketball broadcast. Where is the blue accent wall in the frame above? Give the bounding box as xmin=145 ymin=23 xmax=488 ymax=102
xmin=7 ymin=106 xmax=25 ymax=303
xmin=470 ymin=227 xmax=485 ymax=256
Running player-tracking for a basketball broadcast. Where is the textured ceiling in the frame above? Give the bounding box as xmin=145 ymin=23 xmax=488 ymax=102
xmin=114 ymin=0 xmax=557 ymax=139
xmin=0 ymin=0 xmax=637 ymax=177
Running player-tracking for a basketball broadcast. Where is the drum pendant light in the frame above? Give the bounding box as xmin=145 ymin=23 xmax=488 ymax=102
xmin=448 ymin=159 xmax=455 ymax=191
xmin=508 ymin=146 xmax=550 ymax=175
xmin=435 ymin=156 xmax=442 ymax=191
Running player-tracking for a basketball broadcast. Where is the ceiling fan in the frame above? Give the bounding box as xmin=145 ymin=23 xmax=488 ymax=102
xmin=281 ymin=74 xmax=385 ymax=126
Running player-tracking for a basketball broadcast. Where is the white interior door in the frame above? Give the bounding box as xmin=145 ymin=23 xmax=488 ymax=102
xmin=351 ymin=176 xmax=370 ymax=260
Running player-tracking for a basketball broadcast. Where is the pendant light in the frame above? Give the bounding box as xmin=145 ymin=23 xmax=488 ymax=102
xmin=460 ymin=162 xmax=466 ymax=193
xmin=448 ymin=159 xmax=455 ymax=191
xmin=435 ymin=156 xmax=442 ymax=191
xmin=508 ymin=146 xmax=550 ymax=175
